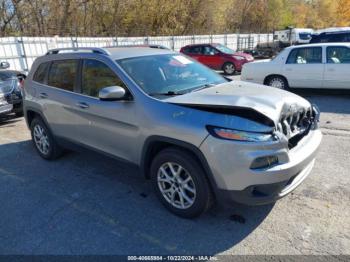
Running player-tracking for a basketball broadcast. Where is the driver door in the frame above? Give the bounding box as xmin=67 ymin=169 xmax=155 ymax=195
xmin=198 ymin=45 xmax=222 ymax=70
xmin=72 ymin=58 xmax=138 ymax=161
xmin=324 ymin=46 xmax=350 ymax=89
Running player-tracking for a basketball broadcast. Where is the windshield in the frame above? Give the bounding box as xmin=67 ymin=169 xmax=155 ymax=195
xmin=215 ymin=44 xmax=235 ymax=54
xmin=117 ymin=54 xmax=227 ymax=96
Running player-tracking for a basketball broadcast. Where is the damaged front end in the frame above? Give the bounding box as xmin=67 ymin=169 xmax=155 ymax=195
xmin=275 ymin=103 xmax=320 ymax=149
xmin=170 ymin=100 xmax=320 ymax=150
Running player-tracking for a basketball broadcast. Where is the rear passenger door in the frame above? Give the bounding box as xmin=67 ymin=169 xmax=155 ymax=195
xmin=72 ymin=58 xmax=138 ymax=161
xmin=184 ymin=46 xmax=202 ymax=62
xmin=324 ymin=46 xmax=350 ymax=89
xmin=199 ymin=45 xmax=222 ymax=69
xmin=34 ymin=59 xmax=85 ymax=142
xmin=282 ymin=47 xmax=324 ymax=88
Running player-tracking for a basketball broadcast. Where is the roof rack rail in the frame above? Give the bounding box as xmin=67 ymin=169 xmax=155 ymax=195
xmin=46 ymin=47 xmax=110 ymax=56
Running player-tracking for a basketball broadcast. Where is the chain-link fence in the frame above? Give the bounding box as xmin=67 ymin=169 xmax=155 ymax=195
xmin=0 ymin=33 xmax=273 ymax=71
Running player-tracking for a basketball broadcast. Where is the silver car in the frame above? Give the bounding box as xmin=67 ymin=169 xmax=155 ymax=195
xmin=23 ymin=47 xmax=322 ymax=218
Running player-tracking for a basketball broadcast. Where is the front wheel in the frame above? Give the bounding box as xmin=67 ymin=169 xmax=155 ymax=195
xmin=222 ymin=62 xmax=236 ymax=75
xmin=151 ymin=147 xmax=213 ymax=218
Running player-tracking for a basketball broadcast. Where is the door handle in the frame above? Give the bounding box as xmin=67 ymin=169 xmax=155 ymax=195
xmin=285 ymin=68 xmax=293 ymax=72
xmin=39 ymin=92 xmax=48 ymax=99
xmin=76 ymin=102 xmax=89 ymax=109
xmin=328 ymin=68 xmax=335 ymax=72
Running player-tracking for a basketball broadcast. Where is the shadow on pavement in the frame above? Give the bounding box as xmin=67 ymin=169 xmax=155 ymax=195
xmin=290 ymin=89 xmax=350 ymax=115
xmin=0 ymin=115 xmax=23 ymax=127
xmin=0 ymin=140 xmax=274 ymax=254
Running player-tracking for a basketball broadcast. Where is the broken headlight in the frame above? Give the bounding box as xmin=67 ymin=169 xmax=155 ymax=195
xmin=207 ymin=126 xmax=277 ymax=142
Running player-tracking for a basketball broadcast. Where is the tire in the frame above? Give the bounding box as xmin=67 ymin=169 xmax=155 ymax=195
xmin=150 ymin=147 xmax=213 ymax=218
xmin=222 ymin=62 xmax=236 ymax=75
xmin=266 ymin=76 xmax=289 ymax=90
xmin=15 ymin=111 xmax=24 ymax=117
xmin=30 ymin=117 xmax=63 ymax=160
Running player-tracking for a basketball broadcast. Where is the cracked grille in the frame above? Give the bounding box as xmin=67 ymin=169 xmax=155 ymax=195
xmin=277 ymin=107 xmax=314 ymax=149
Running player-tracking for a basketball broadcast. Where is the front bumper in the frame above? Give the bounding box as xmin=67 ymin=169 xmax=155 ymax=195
xmin=217 ymin=159 xmax=315 ymax=205
xmin=234 ymin=59 xmax=252 ymax=71
xmin=200 ymin=128 xmax=322 ymax=205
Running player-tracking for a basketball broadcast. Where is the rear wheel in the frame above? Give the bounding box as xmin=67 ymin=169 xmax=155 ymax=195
xmin=266 ymin=76 xmax=289 ymax=90
xmin=151 ymin=147 xmax=213 ymax=218
xmin=30 ymin=117 xmax=63 ymax=160
xmin=222 ymin=62 xmax=236 ymax=75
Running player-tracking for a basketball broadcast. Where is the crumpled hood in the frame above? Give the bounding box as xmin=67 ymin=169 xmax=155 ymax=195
xmin=164 ymin=81 xmax=311 ymax=126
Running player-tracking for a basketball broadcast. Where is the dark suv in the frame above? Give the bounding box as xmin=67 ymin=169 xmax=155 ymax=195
xmin=310 ymin=31 xmax=350 ymax=43
xmin=0 ymin=62 xmax=25 ymax=117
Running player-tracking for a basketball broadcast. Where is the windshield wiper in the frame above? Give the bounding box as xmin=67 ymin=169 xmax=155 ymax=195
xmin=190 ymin=83 xmax=216 ymax=93
xmin=149 ymin=83 xmax=217 ymax=97
xmin=149 ymin=91 xmax=184 ymax=96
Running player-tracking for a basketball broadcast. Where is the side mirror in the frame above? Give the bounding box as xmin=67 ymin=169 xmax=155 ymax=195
xmin=0 ymin=61 xmax=10 ymax=69
xmin=98 ymin=86 xmax=127 ymax=101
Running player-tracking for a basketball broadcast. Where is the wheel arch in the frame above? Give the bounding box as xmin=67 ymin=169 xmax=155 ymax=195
xmin=263 ymin=74 xmax=289 ymax=86
xmin=25 ymin=107 xmax=51 ymax=130
xmin=140 ymin=136 xmax=219 ymax=197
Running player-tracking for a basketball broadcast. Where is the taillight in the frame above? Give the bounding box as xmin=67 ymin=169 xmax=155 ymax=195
xmin=19 ymin=79 xmax=24 ymax=88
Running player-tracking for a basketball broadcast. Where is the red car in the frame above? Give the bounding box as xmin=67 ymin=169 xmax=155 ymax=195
xmin=180 ymin=43 xmax=254 ymax=75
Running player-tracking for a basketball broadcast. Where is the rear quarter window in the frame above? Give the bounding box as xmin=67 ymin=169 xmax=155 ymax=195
xmin=33 ymin=62 xmax=50 ymax=84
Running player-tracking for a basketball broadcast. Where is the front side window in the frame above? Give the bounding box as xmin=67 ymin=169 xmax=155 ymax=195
xmin=286 ymin=47 xmax=322 ymax=64
xmin=82 ymin=59 xmax=126 ymax=97
xmin=117 ymin=54 xmax=227 ymax=96
xmin=48 ymin=60 xmax=78 ymax=91
xmin=327 ymin=46 xmax=350 ymax=64
xmin=33 ymin=62 xmax=50 ymax=84
xmin=202 ymin=46 xmax=219 ymax=55
xmin=215 ymin=44 xmax=235 ymax=55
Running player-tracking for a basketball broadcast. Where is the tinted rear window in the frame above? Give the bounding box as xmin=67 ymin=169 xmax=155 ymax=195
xmin=33 ymin=62 xmax=50 ymax=84
xmin=47 ymin=60 xmax=78 ymax=91
xmin=184 ymin=46 xmax=202 ymax=54
xmin=0 ymin=72 xmax=15 ymax=81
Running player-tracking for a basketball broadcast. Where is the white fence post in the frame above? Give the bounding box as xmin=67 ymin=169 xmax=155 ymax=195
xmin=171 ymin=36 xmax=175 ymax=50
xmin=15 ymin=37 xmax=28 ymax=72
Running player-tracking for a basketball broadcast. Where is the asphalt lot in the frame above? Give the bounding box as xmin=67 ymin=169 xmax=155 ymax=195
xmin=0 ymin=78 xmax=350 ymax=255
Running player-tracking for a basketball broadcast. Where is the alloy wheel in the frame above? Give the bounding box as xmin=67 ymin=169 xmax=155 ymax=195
xmin=33 ymin=124 xmax=50 ymax=155
xmin=224 ymin=63 xmax=235 ymax=74
xmin=157 ymin=162 xmax=196 ymax=209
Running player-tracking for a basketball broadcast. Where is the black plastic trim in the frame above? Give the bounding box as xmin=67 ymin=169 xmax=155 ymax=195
xmin=141 ymin=135 xmax=220 ymax=197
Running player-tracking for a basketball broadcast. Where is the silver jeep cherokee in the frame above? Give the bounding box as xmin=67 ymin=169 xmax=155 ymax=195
xmin=24 ymin=47 xmax=322 ymax=218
